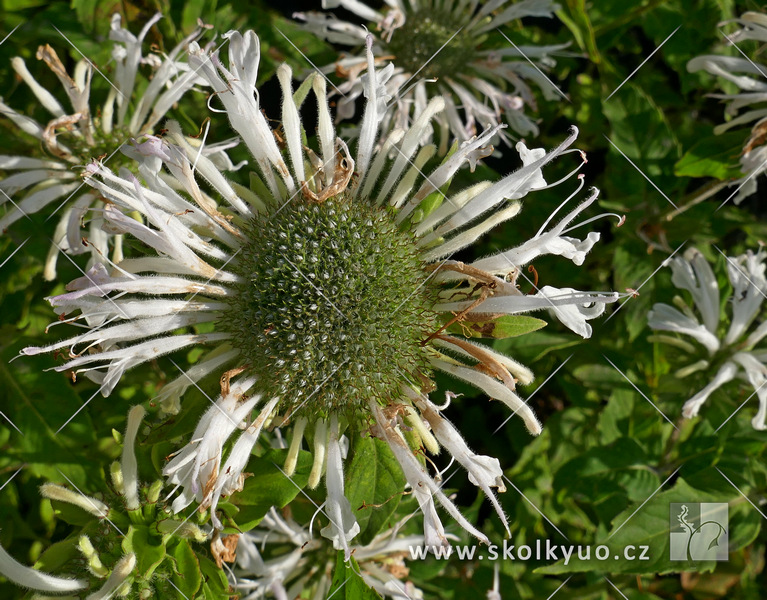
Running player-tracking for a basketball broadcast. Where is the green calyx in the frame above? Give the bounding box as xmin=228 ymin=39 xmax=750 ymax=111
xmin=65 ymin=124 xmax=135 ymax=166
xmin=224 ymin=194 xmax=438 ymax=419
xmin=386 ymin=10 xmax=476 ymax=79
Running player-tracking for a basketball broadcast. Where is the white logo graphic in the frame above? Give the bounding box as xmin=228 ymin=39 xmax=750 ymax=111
xmin=669 ymin=503 xmax=728 ymax=561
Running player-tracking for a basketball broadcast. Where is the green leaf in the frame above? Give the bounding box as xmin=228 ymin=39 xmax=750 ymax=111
xmin=33 ymin=537 xmax=80 ymax=573
xmin=454 ymin=315 xmax=547 ymax=339
xmin=553 ymin=437 xmax=660 ymax=527
xmin=0 ymin=342 xmax=101 ymax=488
xmin=70 ymin=0 xmax=119 ymax=35
xmin=48 ymin=499 xmax=99 ymax=527
xmin=122 ymin=526 xmax=167 ymax=580
xmin=230 ymin=448 xmax=312 ymax=531
xmin=536 ymin=474 xmax=761 ymax=575
xmin=199 ymin=555 xmax=230 ymax=595
xmin=170 ymin=539 xmax=202 ymax=599
xmin=345 ymin=436 xmax=406 ymax=543
xmin=328 ymin=552 xmax=383 ymax=600
xmin=675 ymin=129 xmax=745 ymax=180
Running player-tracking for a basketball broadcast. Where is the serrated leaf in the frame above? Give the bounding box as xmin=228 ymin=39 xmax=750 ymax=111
xmin=328 ymin=552 xmax=383 ymax=600
xmin=345 ymin=436 xmax=406 ymax=543
xmin=170 ymin=539 xmax=202 ymax=599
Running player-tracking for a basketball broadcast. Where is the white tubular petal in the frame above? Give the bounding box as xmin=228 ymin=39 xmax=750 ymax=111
xmin=0 ymin=182 xmax=80 ymax=232
xmin=163 ymin=124 xmax=252 ymax=217
xmin=0 ymin=170 xmax=64 ymax=194
xmin=32 ymin=333 xmax=230 ymax=397
xmin=400 ymin=124 xmax=505 ymax=224
xmin=476 ymin=0 xmax=560 ymax=33
xmin=432 ymin=337 xmax=534 ymax=386
xmin=682 ymin=362 xmax=738 ymax=419
xmin=370 ymin=402 xmax=490 ymax=545
xmin=360 ymin=130 xmax=405 ymax=199
xmin=313 ymin=76 xmax=336 ymax=185
xmin=209 ymin=397 xmax=279 ymax=529
xmin=324 ymin=0 xmax=384 ymax=21
xmin=431 ymin=358 xmax=541 ymax=435
xmin=284 ymin=417 xmax=308 ymax=477
xmin=725 ymin=250 xmax=767 ymax=345
xmin=320 ymin=414 xmax=360 ymax=559
xmin=137 ymin=69 xmax=198 ymax=133
xmin=191 ymin=31 xmax=293 ymax=196
xmin=355 ymin=36 xmax=392 ymax=190
xmin=31 ymin=312 xmax=216 ymax=355
xmin=730 ymin=352 xmax=767 ymax=431
xmin=745 ymin=319 xmax=767 ymax=348
xmin=85 ymin=553 xmax=136 ymax=600
xmin=668 ymin=248 xmax=720 ymax=334
xmin=648 ymin=303 xmax=721 ymax=354
xmin=44 ymin=207 xmax=71 ymax=282
xmin=436 ymin=287 xmax=615 ymax=324
xmin=45 ymin=273 xmax=229 ymax=305
xmin=50 ymin=297 xmax=226 ymax=320
xmin=752 ymin=387 xmax=767 ymax=431
xmin=39 ymin=483 xmax=109 ymax=518
xmin=387 ymin=144 xmax=437 ymax=209
xmin=469 ymin=186 xmax=600 ymax=272
xmin=535 ymin=286 xmax=616 ymax=338
xmin=423 ymin=202 xmax=521 ymax=261
xmin=0 ymin=156 xmax=65 ymax=170
xmin=122 ymin=405 xmax=146 ymax=511
xmin=155 ymin=348 xmax=240 ymax=416
xmin=164 ymin=379 xmax=258 ymax=512
xmin=0 ymin=99 xmax=44 ymax=139
xmin=0 ymin=540 xmax=86 ymax=593
xmin=64 ymin=194 xmax=96 ymax=258
xmin=416 ymin=397 xmax=509 ymax=534
xmin=376 ymin=97 xmax=445 ymax=204
xmin=687 ymin=55 xmax=767 ymax=91
xmin=419 ymin=491 xmax=451 ymax=550
xmin=103 ymin=204 xmax=227 ymax=281
xmin=11 ymin=56 xmax=66 ymax=118
xmin=415 ymin=181 xmax=494 ymax=240
xmin=308 ymin=419 xmax=327 ymax=489
xmin=277 ymin=64 xmax=306 ymax=182
xmin=429 ymin=127 xmax=578 ymax=237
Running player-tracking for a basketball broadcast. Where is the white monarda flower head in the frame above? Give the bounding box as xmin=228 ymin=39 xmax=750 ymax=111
xmin=295 ymin=0 xmax=568 ymax=148
xmin=233 ymin=507 xmax=425 ymax=600
xmin=687 ymin=11 xmax=767 ymax=203
xmin=648 ymin=247 xmax=767 ymax=430
xmin=24 ymin=32 xmax=618 ymax=549
xmin=0 ymin=13 xmax=235 ymax=280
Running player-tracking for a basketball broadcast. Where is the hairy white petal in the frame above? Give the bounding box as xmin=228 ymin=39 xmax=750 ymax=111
xmin=320 ymin=414 xmax=360 ymax=558
xmin=0 ymin=541 xmax=86 ymax=593
xmin=682 ymin=362 xmax=738 ymax=419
